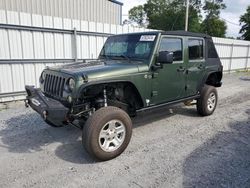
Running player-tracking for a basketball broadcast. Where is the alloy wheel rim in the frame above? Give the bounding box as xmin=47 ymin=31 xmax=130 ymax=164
xmin=207 ymin=92 xmax=216 ymax=111
xmin=98 ymin=119 xmax=126 ymax=152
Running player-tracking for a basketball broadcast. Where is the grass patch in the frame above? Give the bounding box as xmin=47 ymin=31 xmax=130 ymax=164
xmin=235 ymin=69 xmax=250 ymax=75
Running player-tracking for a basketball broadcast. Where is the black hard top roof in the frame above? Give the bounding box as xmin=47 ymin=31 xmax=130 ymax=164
xmin=118 ymin=30 xmax=211 ymax=39
xmin=161 ymin=31 xmax=211 ymax=38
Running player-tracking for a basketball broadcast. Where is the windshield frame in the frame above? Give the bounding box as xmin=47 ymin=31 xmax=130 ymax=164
xmin=99 ymin=33 xmax=159 ymax=64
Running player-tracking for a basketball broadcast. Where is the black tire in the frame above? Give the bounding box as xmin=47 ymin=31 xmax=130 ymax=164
xmin=82 ymin=106 xmax=132 ymax=161
xmin=45 ymin=120 xmax=63 ymax=127
xmin=196 ymin=84 xmax=218 ymax=116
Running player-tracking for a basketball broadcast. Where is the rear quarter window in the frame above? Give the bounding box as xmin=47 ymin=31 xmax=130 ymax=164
xmin=207 ymin=39 xmax=219 ymax=58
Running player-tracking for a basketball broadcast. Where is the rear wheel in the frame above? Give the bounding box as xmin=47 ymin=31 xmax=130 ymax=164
xmin=82 ymin=106 xmax=132 ymax=161
xmin=196 ymin=85 xmax=218 ymax=116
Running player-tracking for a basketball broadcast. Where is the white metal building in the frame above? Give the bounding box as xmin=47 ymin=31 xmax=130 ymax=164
xmin=0 ymin=0 xmax=123 ymax=25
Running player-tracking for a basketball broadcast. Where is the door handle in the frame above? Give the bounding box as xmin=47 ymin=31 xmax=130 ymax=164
xmin=177 ymin=66 xmax=185 ymax=72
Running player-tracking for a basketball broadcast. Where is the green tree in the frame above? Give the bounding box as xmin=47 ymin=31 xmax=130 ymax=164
xmin=128 ymin=5 xmax=147 ymax=27
xmin=201 ymin=0 xmax=227 ymax=37
xmin=239 ymin=5 xmax=250 ymax=41
xmin=128 ymin=0 xmax=202 ymax=32
xmin=144 ymin=0 xmax=202 ymax=32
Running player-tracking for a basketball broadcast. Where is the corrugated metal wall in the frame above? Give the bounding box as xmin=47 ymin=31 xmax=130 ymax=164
xmin=213 ymin=37 xmax=250 ymax=72
xmin=0 ymin=0 xmax=122 ymax=25
xmin=0 ymin=11 xmax=250 ymax=102
xmin=0 ymin=10 xmax=154 ymax=102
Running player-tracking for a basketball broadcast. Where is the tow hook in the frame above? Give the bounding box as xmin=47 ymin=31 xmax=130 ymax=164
xmin=24 ymin=99 xmax=29 ymax=108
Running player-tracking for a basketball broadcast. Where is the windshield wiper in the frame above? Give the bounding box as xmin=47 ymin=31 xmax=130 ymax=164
xmin=99 ymin=54 xmax=110 ymax=60
xmin=111 ymin=55 xmax=131 ymax=61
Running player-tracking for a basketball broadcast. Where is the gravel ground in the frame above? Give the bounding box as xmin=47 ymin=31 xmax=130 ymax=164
xmin=0 ymin=72 xmax=249 ymax=188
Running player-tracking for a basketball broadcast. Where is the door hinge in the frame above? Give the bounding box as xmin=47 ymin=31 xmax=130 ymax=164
xmin=144 ymin=74 xmax=153 ymax=79
xmin=152 ymin=72 xmax=159 ymax=78
xmin=151 ymin=90 xmax=158 ymax=97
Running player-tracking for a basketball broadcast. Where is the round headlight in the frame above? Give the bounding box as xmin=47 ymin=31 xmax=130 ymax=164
xmin=42 ymin=72 xmax=46 ymax=80
xmin=40 ymin=71 xmax=46 ymax=83
xmin=68 ymin=78 xmax=75 ymax=91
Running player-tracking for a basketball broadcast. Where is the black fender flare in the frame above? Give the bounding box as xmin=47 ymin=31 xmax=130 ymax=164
xmin=198 ymin=71 xmax=223 ymax=92
xmin=76 ymin=79 xmax=144 ymax=106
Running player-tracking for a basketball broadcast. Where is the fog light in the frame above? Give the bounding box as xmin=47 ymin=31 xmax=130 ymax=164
xmin=67 ymin=96 xmax=72 ymax=103
xmin=43 ymin=110 xmax=48 ymax=120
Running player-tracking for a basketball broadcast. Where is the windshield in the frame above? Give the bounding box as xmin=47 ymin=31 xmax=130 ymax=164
xmin=99 ymin=34 xmax=157 ymax=62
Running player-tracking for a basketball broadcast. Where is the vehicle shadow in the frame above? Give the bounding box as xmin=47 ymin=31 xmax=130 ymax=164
xmin=239 ymin=74 xmax=250 ymax=81
xmin=182 ymin=109 xmax=250 ymax=187
xmin=0 ymin=104 xmax=199 ymax=164
xmin=0 ymin=109 xmax=94 ymax=164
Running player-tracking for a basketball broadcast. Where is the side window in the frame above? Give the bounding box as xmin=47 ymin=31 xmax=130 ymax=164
xmin=188 ymin=39 xmax=204 ymax=60
xmin=159 ymin=38 xmax=183 ymax=61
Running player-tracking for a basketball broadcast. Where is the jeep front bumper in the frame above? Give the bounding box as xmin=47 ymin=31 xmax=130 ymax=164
xmin=25 ymin=85 xmax=69 ymax=126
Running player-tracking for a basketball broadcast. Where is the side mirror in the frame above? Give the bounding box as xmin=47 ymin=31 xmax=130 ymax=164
xmin=158 ymin=51 xmax=173 ymax=64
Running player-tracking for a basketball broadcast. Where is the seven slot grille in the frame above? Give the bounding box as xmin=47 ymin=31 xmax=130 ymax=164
xmin=44 ymin=74 xmax=65 ymax=97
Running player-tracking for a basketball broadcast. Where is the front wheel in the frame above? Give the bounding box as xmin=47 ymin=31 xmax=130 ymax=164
xmin=82 ymin=106 xmax=132 ymax=161
xmin=196 ymin=85 xmax=218 ymax=116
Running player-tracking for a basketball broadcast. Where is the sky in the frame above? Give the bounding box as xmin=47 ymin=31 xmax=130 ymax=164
xmin=120 ymin=0 xmax=249 ymax=38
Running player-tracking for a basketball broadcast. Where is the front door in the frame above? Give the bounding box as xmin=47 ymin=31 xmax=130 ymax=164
xmin=150 ymin=36 xmax=186 ymax=105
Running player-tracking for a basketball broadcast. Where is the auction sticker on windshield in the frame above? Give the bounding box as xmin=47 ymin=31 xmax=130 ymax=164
xmin=140 ymin=35 xmax=156 ymax=41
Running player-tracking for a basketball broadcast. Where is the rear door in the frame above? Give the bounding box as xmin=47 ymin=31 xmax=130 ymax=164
xmin=185 ymin=38 xmax=206 ymax=96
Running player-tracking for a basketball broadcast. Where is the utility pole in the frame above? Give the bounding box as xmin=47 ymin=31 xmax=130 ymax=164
xmin=185 ymin=0 xmax=189 ymax=31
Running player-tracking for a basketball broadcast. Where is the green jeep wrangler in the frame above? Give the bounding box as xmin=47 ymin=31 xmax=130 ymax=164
xmin=25 ymin=31 xmax=223 ymax=161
